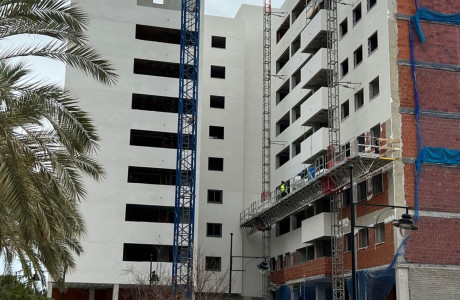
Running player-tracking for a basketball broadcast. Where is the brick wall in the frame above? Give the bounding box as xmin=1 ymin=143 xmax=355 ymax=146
xmin=406 ymin=217 xmax=460 ymax=264
xmin=398 ymin=0 xmax=460 ymax=15
xmin=344 ymin=223 xmax=395 ymax=270
xmin=269 ymin=257 xmax=332 ymax=284
xmin=52 ymin=288 xmax=90 ymax=300
xmin=408 ymin=267 xmax=460 ymax=299
xmin=418 ymin=165 xmax=460 ymax=213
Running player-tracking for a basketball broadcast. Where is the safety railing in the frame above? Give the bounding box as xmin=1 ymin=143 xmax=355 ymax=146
xmin=240 ymin=135 xmax=400 ymax=225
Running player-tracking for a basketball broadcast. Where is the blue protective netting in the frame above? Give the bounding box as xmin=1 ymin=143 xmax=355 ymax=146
xmin=276 ymin=285 xmax=291 ymax=300
xmin=346 ymin=5 xmax=460 ymax=299
xmin=410 ymin=7 xmax=460 ymax=43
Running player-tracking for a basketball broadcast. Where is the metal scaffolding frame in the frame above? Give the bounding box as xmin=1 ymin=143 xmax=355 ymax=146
xmin=172 ymin=0 xmax=201 ymax=298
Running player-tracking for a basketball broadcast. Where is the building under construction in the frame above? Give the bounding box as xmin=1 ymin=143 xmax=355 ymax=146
xmin=50 ymin=0 xmax=459 ymax=299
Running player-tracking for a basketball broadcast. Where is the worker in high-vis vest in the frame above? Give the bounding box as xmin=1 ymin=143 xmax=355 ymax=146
xmin=280 ymin=181 xmax=286 ymax=197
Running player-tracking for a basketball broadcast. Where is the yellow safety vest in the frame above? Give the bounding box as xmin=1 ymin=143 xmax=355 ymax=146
xmin=280 ymin=184 xmax=285 ymax=192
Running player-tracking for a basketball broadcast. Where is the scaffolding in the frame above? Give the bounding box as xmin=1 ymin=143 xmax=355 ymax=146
xmin=172 ymin=0 xmax=201 ymax=298
xmin=262 ymin=1 xmax=272 ymax=298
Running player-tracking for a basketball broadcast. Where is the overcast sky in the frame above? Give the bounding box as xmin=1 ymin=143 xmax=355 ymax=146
xmin=206 ymin=0 xmax=284 ymax=17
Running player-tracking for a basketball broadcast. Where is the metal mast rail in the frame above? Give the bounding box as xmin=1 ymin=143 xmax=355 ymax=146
xmin=172 ymin=0 xmax=201 ymax=298
xmin=262 ymin=1 xmax=272 ymax=299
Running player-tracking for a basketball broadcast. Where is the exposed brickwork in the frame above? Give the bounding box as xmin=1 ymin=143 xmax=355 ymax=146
xmin=401 ymin=114 xmax=418 ymax=158
xmin=420 ymin=116 xmax=460 ymax=149
xmin=344 ymin=223 xmax=395 ymax=270
xmin=406 ymin=217 xmax=460 ymax=264
xmin=397 ymin=20 xmax=460 ymax=65
xmin=403 ymin=164 xmax=415 ymax=208
xmin=269 ymin=257 xmax=332 ymax=284
xmin=398 ymin=0 xmax=460 ymax=15
xmin=399 ymin=66 xmax=460 ymax=112
xmin=418 ymin=165 xmax=460 ymax=213
xmin=408 ymin=267 xmax=460 ymax=300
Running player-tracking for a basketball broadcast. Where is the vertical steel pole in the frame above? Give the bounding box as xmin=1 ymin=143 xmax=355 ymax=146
xmin=229 ymin=233 xmax=233 ymax=299
xmin=349 ymin=165 xmax=357 ymax=300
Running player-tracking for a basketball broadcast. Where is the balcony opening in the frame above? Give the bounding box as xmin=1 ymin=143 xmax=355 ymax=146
xmin=339 ymin=18 xmax=348 ymax=38
xmin=353 ymin=3 xmax=362 ymax=25
xmin=128 ymin=166 xmax=177 ymax=185
xmin=292 ymin=209 xmax=306 ymax=230
xmin=372 ymin=173 xmax=384 ymax=194
xmin=359 ymin=228 xmax=369 ymax=248
xmin=276 ymin=16 xmax=290 ymax=43
xmin=368 ymin=31 xmax=378 ymax=54
xmin=276 ymin=80 xmax=290 ymax=105
xmin=316 ymin=240 xmax=332 ymax=258
xmin=211 ymin=36 xmax=226 ymax=49
xmin=370 ymin=124 xmax=381 ymax=153
xmin=206 ymin=223 xmax=222 ymax=238
xmin=306 ymin=203 xmax=315 ymax=218
xmin=369 ymin=76 xmax=380 ymax=99
xmin=306 ymin=245 xmax=315 ymax=261
xmin=292 ymin=0 xmax=306 ymax=23
xmin=135 ymin=24 xmax=181 ymax=44
xmin=354 ymin=89 xmax=364 ymax=110
xmin=345 ymin=233 xmax=353 ymax=252
xmin=368 ymin=0 xmax=377 ymax=11
xmin=342 ymin=141 xmax=351 ymax=158
xmin=277 ymin=255 xmax=283 ymax=270
xmin=205 ymin=257 xmax=221 ymax=271
xmin=208 ymin=157 xmax=224 ymax=171
xmin=125 ymin=204 xmax=183 ymax=223
xmin=292 ymin=132 xmax=307 ymax=158
xmin=295 ymin=247 xmax=306 ymax=264
xmin=357 ymin=133 xmax=366 ymax=152
xmin=315 ymin=198 xmax=331 ymax=214
xmin=210 ymin=95 xmax=225 ymax=109
xmin=276 ymin=113 xmax=290 ymax=136
xmin=343 ymin=188 xmax=351 ymax=207
xmin=375 ymin=222 xmax=385 ymax=244
xmin=291 ymin=35 xmax=301 ymax=56
xmin=276 ymin=216 xmax=290 ymax=236
xmin=276 ymin=48 xmax=290 ymax=73
xmin=130 ymin=129 xmax=177 ymax=149
xmin=134 ymin=59 xmax=181 ymax=78
xmin=354 ymin=45 xmax=363 ymax=67
xmin=132 ymin=94 xmax=178 ymax=113
xmin=209 ymin=126 xmax=224 ymax=139
xmin=341 ymin=100 xmax=349 ymax=120
xmin=123 ymin=244 xmax=173 ymax=262
xmin=207 ymin=189 xmax=223 ymax=204
xmin=210 ymin=65 xmax=225 ymax=79
xmin=340 ymin=58 xmax=349 ymax=78
xmin=285 ymin=252 xmax=292 ymax=267
xmin=357 ymin=180 xmax=367 ymax=201
xmin=291 ymin=68 xmax=301 ymax=89
xmin=276 ymin=146 xmax=290 ymax=168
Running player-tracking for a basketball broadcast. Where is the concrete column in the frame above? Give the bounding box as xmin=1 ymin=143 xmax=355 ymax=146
xmin=47 ymin=282 xmax=53 ymax=298
xmin=89 ymin=288 xmax=95 ymax=300
xmin=112 ymin=284 xmax=119 ymax=300
xmin=396 ymin=267 xmax=410 ymax=300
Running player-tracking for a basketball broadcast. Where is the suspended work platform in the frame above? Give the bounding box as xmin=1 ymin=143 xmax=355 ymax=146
xmin=240 ymin=137 xmax=400 ymax=231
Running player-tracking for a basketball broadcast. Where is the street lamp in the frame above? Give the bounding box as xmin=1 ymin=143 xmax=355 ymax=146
xmin=348 ymin=165 xmax=417 ymax=300
xmin=228 ymin=233 xmax=269 ymax=299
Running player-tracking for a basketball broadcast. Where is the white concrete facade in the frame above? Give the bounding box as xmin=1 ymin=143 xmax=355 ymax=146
xmin=62 ymin=0 xmax=263 ymax=299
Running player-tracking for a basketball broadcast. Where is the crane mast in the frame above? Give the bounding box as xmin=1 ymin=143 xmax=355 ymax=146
xmin=172 ymin=0 xmax=201 ymax=299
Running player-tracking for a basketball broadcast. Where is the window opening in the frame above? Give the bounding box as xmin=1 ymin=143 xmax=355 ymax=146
xmin=372 ymin=173 xmax=383 ymax=194
xmin=211 ymin=36 xmax=226 ymax=49
xmin=375 ymin=222 xmax=385 ymax=244
xmin=205 ymin=257 xmax=221 ymax=271
xmin=341 ymin=100 xmax=349 ymax=120
xmin=368 ymin=31 xmax=378 ymax=54
xmin=357 ymin=180 xmax=367 ymax=201
xmin=209 ymin=126 xmax=224 ymax=139
xmin=276 ymin=80 xmax=290 ymax=104
xmin=132 ymin=94 xmax=178 ymax=113
xmin=354 ymin=45 xmax=363 ymax=67
xmin=359 ymin=228 xmax=369 ymax=248
xmin=276 ymin=16 xmax=290 ymax=43
xmin=339 ymin=18 xmax=348 ymax=37
xmin=369 ymin=76 xmax=380 ymax=99
xmin=354 ymin=89 xmax=364 ymax=110
xmin=368 ymin=0 xmax=377 ymax=11
xmin=135 ymin=24 xmax=181 ymax=44
xmin=128 ymin=166 xmax=177 ymax=185
xmin=207 ymin=189 xmax=223 ymax=204
xmin=340 ymin=58 xmax=349 ymax=78
xmin=130 ymin=129 xmax=178 ymax=149
xmin=276 ymin=146 xmax=290 ymax=169
xmin=206 ymin=223 xmax=222 ymax=237
xmin=208 ymin=157 xmax=224 ymax=171
xmin=210 ymin=95 xmax=225 ymax=109
xmin=276 ymin=48 xmax=290 ymax=73
xmin=211 ymin=65 xmax=225 ymax=79
xmin=134 ymin=59 xmax=181 ymax=78
xmin=353 ymin=3 xmax=362 ymax=25
xmin=123 ymin=244 xmax=173 ymax=262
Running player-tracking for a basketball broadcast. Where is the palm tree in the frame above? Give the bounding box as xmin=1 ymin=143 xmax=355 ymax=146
xmin=0 ymin=0 xmax=117 ymax=284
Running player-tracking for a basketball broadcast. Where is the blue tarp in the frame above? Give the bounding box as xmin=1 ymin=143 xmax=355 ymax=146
xmin=417 ymin=147 xmax=460 ymax=168
xmin=275 ymin=285 xmax=291 ymax=300
xmin=410 ymin=7 xmax=460 ymax=43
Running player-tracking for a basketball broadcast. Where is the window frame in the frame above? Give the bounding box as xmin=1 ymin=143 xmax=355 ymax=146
xmin=205 ymin=256 xmax=222 ymax=271
xmin=369 ymin=76 xmax=380 ymax=100
xmin=359 ymin=228 xmax=369 ymax=249
xmin=352 ymin=3 xmax=362 ymax=26
xmin=207 ymin=189 xmax=223 ymax=204
xmin=375 ymin=222 xmax=385 ymax=244
xmin=206 ymin=223 xmax=223 ymax=238
xmin=353 ymin=45 xmax=363 ymax=67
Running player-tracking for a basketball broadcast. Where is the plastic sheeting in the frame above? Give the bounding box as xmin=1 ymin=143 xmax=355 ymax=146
xmin=410 ymin=7 xmax=460 ymax=43
xmin=275 ymin=285 xmax=291 ymax=300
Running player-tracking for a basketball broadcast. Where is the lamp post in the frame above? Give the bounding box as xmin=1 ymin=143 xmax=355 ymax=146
xmin=228 ymin=233 xmax=269 ymax=299
xmin=348 ymin=165 xmax=418 ymax=300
